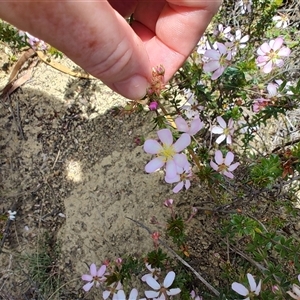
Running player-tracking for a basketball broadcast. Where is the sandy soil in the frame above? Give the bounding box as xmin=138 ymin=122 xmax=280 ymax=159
xmin=0 ymin=49 xmax=208 ymax=299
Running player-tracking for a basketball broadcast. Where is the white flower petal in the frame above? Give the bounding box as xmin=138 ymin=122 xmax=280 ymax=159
xmin=203 ymin=60 xmax=220 ymax=72
xmin=216 ymin=116 xmax=226 ymax=128
xmin=83 ymin=281 xmax=94 ymax=292
xmin=173 ymin=133 xmax=191 ymax=152
xmin=144 ymin=139 xmax=162 ymax=154
xmin=82 ymin=274 xmax=93 ymax=281
xmin=228 ymin=162 xmax=240 ymax=172
xmin=287 ymin=291 xmax=300 ymax=299
xmin=90 ymin=263 xmax=97 ymax=276
xmin=262 ymin=60 xmax=273 ymax=73
xmin=163 ymin=271 xmax=175 ymax=288
xmin=103 ymin=291 xmax=111 ymax=300
xmin=223 ymin=171 xmax=233 ymax=178
xmin=247 ymin=273 xmax=257 ymax=292
xmin=145 ymin=290 xmax=160 ymax=298
xmin=117 ymin=290 xmax=126 ymax=298
xmin=214 ymin=150 xmax=223 ymax=165
xmin=166 ymin=160 xmax=177 ymax=179
xmin=215 ymin=134 xmax=226 ymax=144
xmin=145 ymin=157 xmax=164 ymax=173
xmin=185 ymin=179 xmax=191 ymax=190
xmin=97 ymin=265 xmax=106 ymax=277
xmin=129 ymin=288 xmax=138 ymax=299
xmin=165 ymin=174 xmax=180 ymax=184
xmin=255 ymin=279 xmax=262 ymax=295
xmin=211 ymin=66 xmax=225 ymax=79
xmin=226 ymin=135 xmax=232 ymax=144
xmin=173 ymin=181 xmax=184 ymax=193
xmin=146 ymin=276 xmax=160 ymax=290
xmin=173 ymin=153 xmax=189 ymax=168
xmin=210 ymin=161 xmax=219 ymax=171
xmin=167 ymin=288 xmax=181 ymax=296
xmin=158 ymin=129 xmax=173 ymax=146
xmin=211 ymin=126 xmax=224 ymax=134
xmin=189 ymin=118 xmax=203 ymax=135
xmin=225 ymin=152 xmax=234 ymax=165
xmin=232 ymin=282 xmax=249 ymax=296
xmin=175 ymin=116 xmax=189 ymax=132
xmin=292 ymin=283 xmax=300 ymax=296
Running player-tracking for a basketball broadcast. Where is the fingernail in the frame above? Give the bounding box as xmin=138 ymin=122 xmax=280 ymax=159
xmin=113 ymin=75 xmax=148 ymax=100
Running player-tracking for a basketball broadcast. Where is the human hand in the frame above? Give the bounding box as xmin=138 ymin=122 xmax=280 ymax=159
xmin=0 ymin=1 xmax=221 ymax=99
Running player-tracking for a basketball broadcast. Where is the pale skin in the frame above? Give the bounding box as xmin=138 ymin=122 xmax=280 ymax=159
xmin=0 ymin=0 xmax=221 ymax=99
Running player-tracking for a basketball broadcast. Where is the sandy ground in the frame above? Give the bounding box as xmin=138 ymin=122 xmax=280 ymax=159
xmin=1 ymin=50 xmax=204 ymax=299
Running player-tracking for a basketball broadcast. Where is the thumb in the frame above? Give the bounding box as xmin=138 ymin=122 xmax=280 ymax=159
xmin=73 ymin=2 xmax=151 ymax=99
xmin=0 ymin=2 xmax=151 ymax=99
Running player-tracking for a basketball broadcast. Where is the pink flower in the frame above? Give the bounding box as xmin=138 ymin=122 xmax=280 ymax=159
xmin=211 ymin=116 xmax=234 ymax=144
xmin=103 ymin=282 xmax=123 ymax=300
xmin=165 ymin=161 xmax=192 ymax=193
xmin=266 ymin=80 xmax=294 ymax=97
xmin=190 ymin=290 xmax=202 ymax=300
xmin=116 ymin=288 xmax=138 ymax=300
xmin=226 ymin=29 xmax=249 ymax=56
xmin=197 ymin=35 xmax=210 ymax=55
xmin=175 ymin=116 xmax=203 ymax=136
xmin=203 ymin=43 xmax=232 ymax=80
xmin=287 ymin=274 xmax=300 ymax=300
xmin=19 ymin=30 xmax=48 ymax=51
xmin=82 ymin=263 xmax=106 ymax=292
xmin=181 ymin=90 xmax=204 ymax=119
xmin=273 ymin=14 xmax=289 ymax=28
xmin=252 ymin=97 xmax=270 ymax=113
xmin=144 ymin=129 xmax=191 ymax=179
xmin=272 ymin=285 xmax=279 ymax=294
xmin=210 ymin=150 xmax=240 ymax=179
xmin=236 ymin=0 xmax=252 ymax=14
xmin=232 ymin=273 xmax=262 ymax=300
xmin=237 ymin=120 xmax=258 ymax=134
xmin=149 ymin=101 xmax=159 ymax=111
xmin=8 ymin=210 xmax=16 ymax=220
xmin=213 ymin=24 xmax=232 ymax=40
xmin=164 ymin=199 xmax=174 ymax=207
xmin=267 ymin=82 xmax=280 ymax=97
xmin=252 ymin=79 xmax=294 ymax=112
xmin=141 ymin=263 xmax=161 ymax=282
xmin=256 ymin=37 xmax=291 ymax=73
xmin=144 ymin=271 xmax=181 ymax=299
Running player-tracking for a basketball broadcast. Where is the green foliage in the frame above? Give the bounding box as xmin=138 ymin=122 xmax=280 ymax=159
xmin=172 ymin=267 xmax=194 ymax=300
xmin=250 ymin=154 xmax=283 ymax=187
xmin=105 ymin=270 xmax=122 ymax=286
xmin=118 ymin=256 xmax=144 ymax=282
xmin=220 ymin=214 xmax=300 ymax=298
xmin=166 ymin=216 xmax=186 ymax=247
xmin=152 ymin=114 xmax=169 ymax=129
xmin=22 ymin=232 xmax=61 ymax=299
xmin=47 ymin=46 xmax=63 ymax=59
xmin=146 ymin=248 xmax=168 ymax=269
xmin=291 ymin=142 xmax=300 ymax=160
xmin=0 ymin=19 xmax=27 ymax=49
xmin=224 ymin=214 xmax=264 ymax=239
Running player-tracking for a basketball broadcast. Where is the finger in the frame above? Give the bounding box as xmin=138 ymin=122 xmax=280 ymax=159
xmin=0 ymin=2 xmax=152 ymax=99
xmin=108 ymin=0 xmax=138 ymax=17
xmin=132 ymin=0 xmax=221 ymax=81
